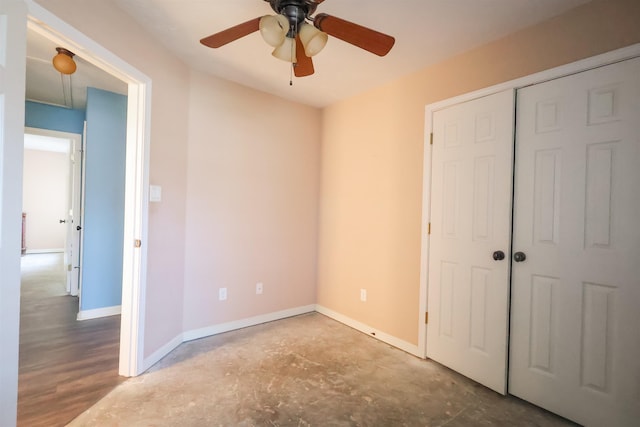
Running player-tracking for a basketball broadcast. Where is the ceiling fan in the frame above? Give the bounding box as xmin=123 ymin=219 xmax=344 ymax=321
xmin=200 ymin=0 xmax=395 ymax=78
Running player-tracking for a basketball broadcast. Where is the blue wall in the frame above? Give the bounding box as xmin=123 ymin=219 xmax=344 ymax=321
xmin=81 ymin=88 xmax=127 ymax=311
xmin=24 ymin=101 xmax=85 ymax=134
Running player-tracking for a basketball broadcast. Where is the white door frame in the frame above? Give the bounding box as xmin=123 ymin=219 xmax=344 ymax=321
xmin=0 ymin=1 xmax=28 ymax=425
xmin=419 ymin=42 xmax=640 ymax=358
xmin=26 ymin=1 xmax=151 ymax=377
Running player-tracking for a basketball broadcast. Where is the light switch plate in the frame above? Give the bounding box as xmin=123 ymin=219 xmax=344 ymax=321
xmin=149 ymin=185 xmax=162 ymax=202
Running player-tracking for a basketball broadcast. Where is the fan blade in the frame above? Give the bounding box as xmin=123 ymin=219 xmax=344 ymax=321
xmin=200 ymin=17 xmax=261 ymax=48
xmin=294 ymin=35 xmax=315 ymax=77
xmin=314 ymin=13 xmax=395 ymax=57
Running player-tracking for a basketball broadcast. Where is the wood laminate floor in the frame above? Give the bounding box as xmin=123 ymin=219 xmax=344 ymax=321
xmin=17 ymin=253 xmax=125 ymax=427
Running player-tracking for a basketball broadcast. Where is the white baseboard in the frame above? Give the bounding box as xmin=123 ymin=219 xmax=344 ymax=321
xmin=25 ymin=248 xmax=64 ymax=254
xmin=141 ymin=305 xmax=316 ymax=372
xmin=142 ymin=333 xmax=183 ymax=372
xmin=77 ymin=305 xmax=121 ymax=321
xmin=140 ymin=304 xmax=418 ymax=375
xmin=183 ymin=304 xmax=316 ymax=342
xmin=315 ymin=305 xmax=420 ymax=357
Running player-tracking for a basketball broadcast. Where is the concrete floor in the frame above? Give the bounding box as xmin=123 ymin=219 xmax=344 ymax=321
xmin=68 ymin=313 xmax=576 ymax=426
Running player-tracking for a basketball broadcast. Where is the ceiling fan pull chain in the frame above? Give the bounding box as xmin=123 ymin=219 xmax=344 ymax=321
xmin=291 ymin=13 xmax=298 ymax=86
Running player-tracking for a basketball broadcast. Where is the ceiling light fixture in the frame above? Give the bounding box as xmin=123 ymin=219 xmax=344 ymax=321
xmin=259 ymin=14 xmax=289 ymax=47
xmin=271 ymin=35 xmax=297 ymax=63
xmin=200 ymin=0 xmax=395 ymax=79
xmin=52 ymin=47 xmax=77 ymax=75
xmin=259 ymin=13 xmax=327 ymax=63
xmin=298 ymin=23 xmax=327 ymax=57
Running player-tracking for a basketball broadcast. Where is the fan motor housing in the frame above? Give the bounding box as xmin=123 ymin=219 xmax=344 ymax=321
xmin=265 ymin=0 xmax=319 ymax=21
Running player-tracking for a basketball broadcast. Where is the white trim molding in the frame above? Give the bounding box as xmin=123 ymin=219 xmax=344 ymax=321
xmin=183 ymin=305 xmax=316 ymax=343
xmin=26 ymin=0 xmax=152 ymax=378
xmin=145 ymin=305 xmax=421 ymax=373
xmin=142 ymin=306 xmax=317 ymax=372
xmin=316 ymin=305 xmax=420 ymax=357
xmin=419 ymin=42 xmax=640 ymax=359
xmin=142 ymin=333 xmax=183 ymax=372
xmin=77 ymin=305 xmax=121 ymax=321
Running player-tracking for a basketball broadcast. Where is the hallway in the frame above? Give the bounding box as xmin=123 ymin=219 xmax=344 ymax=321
xmin=17 ymin=253 xmax=124 ymax=427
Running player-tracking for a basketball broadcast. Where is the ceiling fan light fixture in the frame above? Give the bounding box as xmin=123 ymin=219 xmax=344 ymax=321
xmin=52 ymin=47 xmax=77 ymax=75
xmin=259 ymin=14 xmax=289 ymax=47
xmin=299 ymin=23 xmax=327 ymax=57
xmin=272 ymin=36 xmax=297 ymax=63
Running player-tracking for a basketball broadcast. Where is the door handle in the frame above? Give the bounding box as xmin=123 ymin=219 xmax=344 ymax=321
xmin=492 ymin=250 xmax=505 ymax=261
xmin=514 ymin=251 xmax=527 ymax=262
xmin=76 ymin=226 xmax=82 ymax=231
xmin=59 ymin=219 xmax=66 ymax=223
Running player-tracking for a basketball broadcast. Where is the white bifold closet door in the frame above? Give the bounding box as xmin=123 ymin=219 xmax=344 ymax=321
xmin=427 ymin=90 xmax=515 ymax=394
xmin=510 ymin=57 xmax=640 ymax=427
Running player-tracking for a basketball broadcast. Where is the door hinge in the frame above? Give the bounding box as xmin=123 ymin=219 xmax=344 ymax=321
xmin=425 ymin=312 xmax=429 ymax=324
xmin=134 ymin=239 xmax=142 ymax=248
xmin=430 ymin=132 xmax=434 ymax=145
xmin=428 ymin=222 xmax=431 ymax=235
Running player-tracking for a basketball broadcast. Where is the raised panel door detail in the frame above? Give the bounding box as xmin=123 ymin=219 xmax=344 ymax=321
xmin=533 ymin=150 xmax=561 ymax=246
xmin=445 ymin=121 xmax=461 ymax=148
xmin=472 ymin=157 xmax=495 ymax=242
xmin=581 ymin=282 xmax=615 ymax=393
xmin=475 ymin=112 xmax=495 ymax=143
xmin=585 ymin=142 xmax=617 ymax=249
xmin=439 ymin=261 xmax=457 ymax=339
xmin=470 ymin=267 xmax=491 ymax=353
xmin=442 ymin=162 xmax=460 ymax=239
xmin=536 ymin=100 xmax=561 ymax=133
xmin=588 ymin=84 xmax=620 ymax=126
xmin=0 ymin=15 xmax=6 ymax=67
xmin=529 ymin=275 xmax=557 ymax=375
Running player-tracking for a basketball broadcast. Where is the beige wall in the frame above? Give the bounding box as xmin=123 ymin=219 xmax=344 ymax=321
xmin=22 ymin=148 xmax=68 ymax=251
xmin=33 ymin=0 xmax=191 ymax=357
xmin=32 ymin=0 xmax=322 ymax=359
xmin=183 ymin=70 xmax=321 ymax=330
xmin=317 ymin=0 xmax=640 ymax=346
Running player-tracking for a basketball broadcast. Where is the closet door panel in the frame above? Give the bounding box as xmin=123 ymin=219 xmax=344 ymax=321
xmin=510 ymin=57 xmax=640 ymax=427
xmin=427 ymin=90 xmax=515 ymax=394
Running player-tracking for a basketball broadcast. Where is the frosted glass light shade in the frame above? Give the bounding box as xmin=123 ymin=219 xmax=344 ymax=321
xmin=298 ymin=23 xmax=328 ymax=57
xmin=272 ymin=36 xmax=296 ymax=63
xmin=259 ymin=14 xmax=289 ymax=47
xmin=52 ymin=48 xmax=76 ymax=75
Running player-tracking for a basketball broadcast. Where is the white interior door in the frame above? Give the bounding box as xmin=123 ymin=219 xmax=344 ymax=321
xmin=510 ymin=57 xmax=640 ymax=426
xmin=67 ymin=137 xmax=82 ymax=296
xmin=427 ymin=90 xmax=515 ymax=394
xmin=0 ymin=0 xmax=27 ymax=425
xmin=68 ymin=133 xmax=83 ymax=296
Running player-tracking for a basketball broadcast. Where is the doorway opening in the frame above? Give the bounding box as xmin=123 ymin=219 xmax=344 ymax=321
xmin=22 ymin=128 xmax=82 ymax=296
xmin=25 ymin=2 xmax=152 ymax=380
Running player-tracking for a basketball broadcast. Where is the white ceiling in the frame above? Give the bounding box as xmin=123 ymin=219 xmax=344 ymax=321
xmin=26 ymin=0 xmax=592 ymax=110
xmin=114 ymin=0 xmax=591 ymax=108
